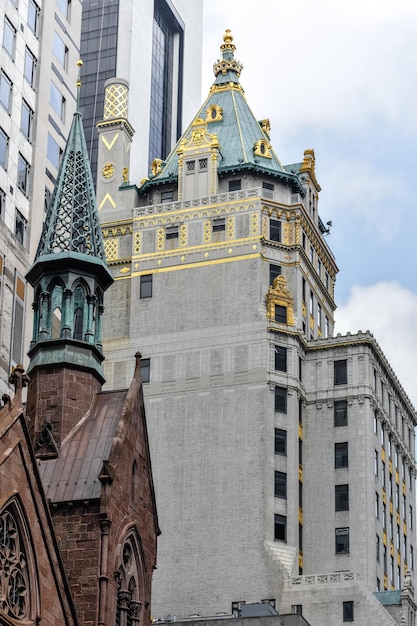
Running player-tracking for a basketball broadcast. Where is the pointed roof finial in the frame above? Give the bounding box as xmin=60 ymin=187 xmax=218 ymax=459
xmin=213 ymin=29 xmax=243 ymax=81
xmin=76 ymin=59 xmax=83 ymax=111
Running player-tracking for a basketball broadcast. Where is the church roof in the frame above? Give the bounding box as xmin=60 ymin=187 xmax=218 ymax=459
xmin=141 ymin=30 xmax=304 ymax=195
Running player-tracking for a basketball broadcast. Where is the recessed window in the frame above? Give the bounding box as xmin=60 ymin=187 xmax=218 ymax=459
xmin=325 ymin=316 xmax=329 ymax=338
xmin=269 ymin=219 xmax=281 ymax=242
xmin=292 ymin=605 xmax=302 ymax=615
xmin=15 ymin=210 xmax=27 ymax=246
xmin=0 ymin=188 xmax=5 ymax=221
xmin=17 ymin=153 xmax=30 ymax=195
xmin=0 ymin=129 xmax=9 ymax=170
xmin=274 ymin=428 xmax=286 ymax=455
xmin=274 ymin=514 xmax=286 ymax=542
xmin=21 ymin=100 xmax=34 ymax=141
xmin=275 ymin=304 xmax=287 ymax=324
xmin=24 ymin=48 xmax=37 ymax=87
xmin=47 ymin=133 xmax=62 ymax=169
xmin=335 ymin=484 xmax=349 ymax=511
xmin=335 ymin=442 xmax=348 ymax=468
xmin=50 ymin=82 xmax=66 ymax=121
xmin=262 ymin=181 xmax=274 ymax=199
xmin=140 ymin=358 xmax=150 ymax=383
xmin=317 ymin=303 xmax=322 ymax=328
xmin=140 ymin=274 xmax=152 ymax=299
xmin=28 ymin=0 xmax=40 ymax=35
xmin=186 ymin=160 xmax=195 ymax=172
xmin=161 ymin=190 xmax=173 ymax=203
xmin=343 ymin=601 xmax=354 ymax=622
xmin=3 ymin=19 xmax=16 ymax=59
xmin=274 ymin=386 xmax=287 ymax=413
xmin=0 ymin=71 xmax=12 ymax=113
xmin=229 ymin=179 xmax=241 ymax=192
xmin=198 ymin=158 xmax=207 ymax=170
xmin=334 ymin=359 xmax=347 ymax=385
xmin=309 ymin=245 xmax=314 ymax=263
xmin=274 ymin=346 xmax=287 ymax=372
xmin=334 ymin=400 xmax=348 ymax=426
xmin=212 ymin=218 xmax=225 ymax=232
xmin=166 ymin=226 xmax=178 ymax=240
xmin=335 ymin=527 xmax=349 ymax=554
xmin=274 ymin=471 xmax=287 ymax=499
xmin=269 ymin=263 xmax=281 ymax=285
xmin=56 ymin=0 xmax=71 ymax=20
xmin=53 ymin=31 xmax=68 ymax=69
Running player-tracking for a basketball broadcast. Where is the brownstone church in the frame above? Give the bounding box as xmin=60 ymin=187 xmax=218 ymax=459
xmin=0 ymin=102 xmax=159 ymax=626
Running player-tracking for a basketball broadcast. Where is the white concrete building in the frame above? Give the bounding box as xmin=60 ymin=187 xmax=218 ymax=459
xmin=97 ymin=32 xmax=417 ymax=626
xmin=0 ymin=0 xmax=82 ymax=394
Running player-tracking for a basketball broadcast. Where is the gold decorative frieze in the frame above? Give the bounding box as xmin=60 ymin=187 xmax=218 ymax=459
xmin=266 ymin=275 xmax=294 ymax=325
xmin=134 ymin=232 xmax=141 ymax=254
xmin=261 ymin=215 xmax=268 ymax=238
xmin=283 ymin=222 xmax=294 ymax=245
xmin=227 ymin=216 xmax=234 ymax=239
xmin=204 ymin=220 xmax=211 ymax=243
xmin=180 ymin=224 xmax=187 ymax=247
xmin=157 ymin=228 xmax=164 ymax=251
xmin=253 ymin=139 xmax=272 ymax=159
xmin=251 ymin=213 xmax=258 ymax=235
xmin=102 ymin=225 xmax=131 ymax=237
xmin=104 ymin=238 xmax=119 ymax=262
xmin=122 ymin=167 xmax=128 ymax=183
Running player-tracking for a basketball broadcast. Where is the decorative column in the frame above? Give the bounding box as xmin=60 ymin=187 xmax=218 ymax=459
xmin=61 ymin=288 xmax=72 ymax=338
xmin=39 ymin=292 xmax=50 ymax=340
xmin=85 ymin=294 xmax=96 ymax=343
xmin=97 ymin=518 xmax=111 ymax=626
xmin=95 ymin=304 xmax=104 ymax=351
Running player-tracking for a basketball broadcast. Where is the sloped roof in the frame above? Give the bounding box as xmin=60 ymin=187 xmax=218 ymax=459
xmin=39 ymin=389 xmax=127 ymax=502
xmin=142 ymin=30 xmax=304 ymax=195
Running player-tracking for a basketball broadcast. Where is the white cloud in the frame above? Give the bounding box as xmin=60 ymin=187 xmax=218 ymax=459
xmin=336 ymin=282 xmax=417 ymax=406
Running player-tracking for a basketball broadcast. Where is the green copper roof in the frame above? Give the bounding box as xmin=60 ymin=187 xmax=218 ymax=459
xmin=36 ymin=110 xmax=106 ymax=262
xmin=142 ymin=30 xmax=304 ymax=195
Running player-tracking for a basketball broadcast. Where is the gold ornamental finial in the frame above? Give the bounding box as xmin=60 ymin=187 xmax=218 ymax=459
xmin=221 ymin=29 xmax=236 ymax=52
xmin=76 ymin=59 xmax=83 ymax=110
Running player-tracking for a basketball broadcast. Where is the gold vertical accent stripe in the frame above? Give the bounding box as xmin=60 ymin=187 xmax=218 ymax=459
xmin=104 ymin=238 xmax=119 ymax=261
xmin=251 ymin=212 xmax=258 ymax=235
xmin=298 ymin=507 xmax=303 ymax=524
xmin=227 ymin=216 xmax=234 ymax=239
xmin=157 ymin=228 xmax=164 ymax=251
xmin=180 ymin=224 xmax=187 ymax=247
xmin=134 ymin=232 xmax=141 ymax=254
xmin=262 ymin=215 xmax=268 ymax=238
xmin=381 ymin=447 xmax=386 ymax=462
xmin=204 ymin=220 xmax=211 ymax=243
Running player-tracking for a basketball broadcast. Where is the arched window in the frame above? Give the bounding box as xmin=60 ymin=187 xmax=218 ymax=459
xmin=114 ymin=532 xmax=144 ymax=626
xmin=73 ymin=284 xmax=85 ymax=340
xmin=50 ymin=283 xmax=63 ymax=339
xmin=0 ymin=498 xmax=38 ymax=622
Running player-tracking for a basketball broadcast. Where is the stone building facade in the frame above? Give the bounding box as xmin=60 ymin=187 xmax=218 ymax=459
xmin=97 ymin=32 xmax=417 ymax=626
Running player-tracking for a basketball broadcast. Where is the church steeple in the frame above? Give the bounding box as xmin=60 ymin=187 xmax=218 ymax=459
xmin=25 ymin=67 xmax=113 ymax=451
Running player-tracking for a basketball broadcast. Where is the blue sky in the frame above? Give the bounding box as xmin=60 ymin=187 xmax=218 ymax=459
xmin=201 ymin=0 xmax=417 ymax=404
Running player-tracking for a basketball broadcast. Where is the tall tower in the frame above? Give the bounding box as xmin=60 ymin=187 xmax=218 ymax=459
xmin=99 ymin=32 xmax=417 ymax=626
xmin=26 ymin=92 xmax=113 ymax=448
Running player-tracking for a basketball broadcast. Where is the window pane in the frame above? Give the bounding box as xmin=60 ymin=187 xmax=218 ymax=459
xmin=229 ymin=179 xmax=241 ymax=191
xmin=141 ymin=358 xmax=150 ymax=383
xmin=335 ymin=484 xmax=349 ymax=511
xmin=47 ymin=133 xmax=61 ymax=168
xmin=334 ymin=400 xmax=347 ymax=426
xmin=334 ymin=359 xmax=347 ymax=385
xmin=274 ymin=386 xmax=287 ymax=413
xmin=28 ymin=0 xmax=40 ymax=35
xmin=50 ymin=82 xmax=65 ymax=120
xmin=17 ymin=154 xmax=30 ymax=195
xmin=335 ymin=527 xmax=349 ymax=554
xmin=274 ymin=514 xmax=286 ymax=542
xmin=274 ymin=346 xmax=287 ymax=372
xmin=343 ymin=601 xmax=354 ymax=622
xmin=0 ymin=129 xmax=9 ymax=169
xmin=3 ymin=19 xmax=16 ymax=58
xmin=53 ymin=31 xmax=67 ymax=68
xmin=274 ymin=428 xmax=286 ymax=455
xmin=274 ymin=471 xmax=287 ymax=499
xmin=275 ymin=305 xmax=287 ymax=324
xmin=21 ymin=101 xmax=33 ymax=140
xmin=269 ymin=263 xmax=281 ymax=285
xmin=270 ymin=219 xmax=281 ymax=242
xmin=0 ymin=72 xmax=12 ymax=113
xmin=24 ymin=48 xmax=36 ymax=87
xmin=140 ymin=274 xmax=152 ymax=298
xmin=335 ymin=442 xmax=348 ymax=468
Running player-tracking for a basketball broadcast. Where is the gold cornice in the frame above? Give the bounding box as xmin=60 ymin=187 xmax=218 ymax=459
xmin=209 ymin=83 xmax=244 ymax=95
xmin=132 ymin=236 xmax=260 ymax=261
xmin=96 ymin=118 xmax=135 ymax=137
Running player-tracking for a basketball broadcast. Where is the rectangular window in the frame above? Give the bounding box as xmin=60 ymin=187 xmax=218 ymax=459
xmin=376 ymin=533 xmax=380 ymax=560
xmin=0 ymin=188 xmax=5 ymax=220
xmin=334 ymin=400 xmax=348 ymax=427
xmin=335 ymin=484 xmax=349 ymax=511
xmin=317 ymin=258 xmax=322 ymax=277
xmin=324 ymin=316 xmax=329 ymax=338
xmin=140 ymin=358 xmax=150 ymax=383
xmin=291 ymin=605 xmax=302 ymax=615
xmin=309 ymin=245 xmax=314 ymax=263
xmin=165 ymin=226 xmax=179 ymax=240
xmin=47 ymin=133 xmax=62 ymax=169
xmin=212 ymin=218 xmax=225 ymax=232
xmin=325 ymin=272 xmax=329 ymax=290
xmin=302 ymin=277 xmax=306 ymax=302
xmin=3 ymin=18 xmax=16 ymax=58
xmin=198 ymin=158 xmax=207 ymax=170
xmin=411 ymin=546 xmax=414 ymax=571
xmin=50 ymin=83 xmax=66 ymax=120
xmin=335 ymin=442 xmax=348 ymax=468
xmin=269 ymin=219 xmax=281 ymax=242
xmin=274 ymin=428 xmax=286 ymax=455
xmin=15 ymin=210 xmax=27 ymax=246
xmin=53 ymin=31 xmax=68 ymax=68
xmin=21 ymin=100 xmax=34 ymax=141
xmin=186 ymin=160 xmax=195 ymax=173
xmin=161 ymin=190 xmax=173 ymax=203
xmin=229 ymin=179 xmax=241 ymax=192
xmin=375 ymin=493 xmax=379 ymax=519
xmin=375 ymin=450 xmax=378 ymax=476
xmin=24 ymin=48 xmax=37 ymax=87
xmin=274 ymin=471 xmax=287 ymax=499
xmin=28 ymin=0 xmax=40 ymax=35
xmin=275 ymin=305 xmax=287 ymax=324
xmin=274 ymin=346 xmax=287 ymax=371
xmin=274 ymin=514 xmax=286 ymax=542
xmin=17 ymin=154 xmax=30 ymax=195
xmin=0 ymin=71 xmax=12 ymax=113
xmin=343 ymin=601 xmax=354 ymax=622
xmin=269 ymin=263 xmax=281 ymax=285
xmin=274 ymin=386 xmax=287 ymax=413
xmin=334 ymin=359 xmax=347 ymax=385
xmin=317 ymin=303 xmax=322 ymax=328
xmin=56 ymin=0 xmax=71 ymax=19
xmin=0 ymin=129 xmax=9 ymax=169
xmin=140 ymin=274 xmax=152 ymax=299
xmin=309 ymin=290 xmax=314 ymax=314
xmin=335 ymin=527 xmax=349 ymax=554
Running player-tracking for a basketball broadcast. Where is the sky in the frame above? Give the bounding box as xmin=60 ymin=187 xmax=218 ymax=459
xmin=201 ymin=0 xmax=417 ymax=405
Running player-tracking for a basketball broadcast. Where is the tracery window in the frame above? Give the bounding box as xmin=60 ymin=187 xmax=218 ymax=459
xmin=114 ymin=532 xmax=144 ymax=626
xmin=0 ymin=503 xmax=34 ymax=621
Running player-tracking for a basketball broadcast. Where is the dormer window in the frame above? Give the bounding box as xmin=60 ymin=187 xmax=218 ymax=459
xmin=253 ymin=139 xmax=272 ymax=158
xmin=186 ymin=160 xmax=195 ymax=173
xmin=199 ymin=158 xmax=208 ymax=170
xmin=206 ymin=104 xmax=223 ymax=123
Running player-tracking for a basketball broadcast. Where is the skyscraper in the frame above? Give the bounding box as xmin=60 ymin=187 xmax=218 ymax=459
xmin=0 ymin=0 xmax=82 ymax=395
xmin=97 ymin=31 xmax=417 ymax=625
xmin=79 ymin=0 xmax=203 ymax=184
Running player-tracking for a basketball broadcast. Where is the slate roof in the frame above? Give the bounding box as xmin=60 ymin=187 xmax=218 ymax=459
xmin=39 ymin=389 xmax=127 ymax=503
xmin=141 ymin=30 xmax=304 ymax=195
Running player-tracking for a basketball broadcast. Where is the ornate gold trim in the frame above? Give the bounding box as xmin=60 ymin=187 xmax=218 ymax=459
xmin=266 ymin=275 xmax=294 ymax=325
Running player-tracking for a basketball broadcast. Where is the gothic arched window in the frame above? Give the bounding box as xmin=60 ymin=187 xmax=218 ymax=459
xmin=114 ymin=531 xmax=144 ymax=626
xmin=73 ymin=284 xmax=86 ymax=340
